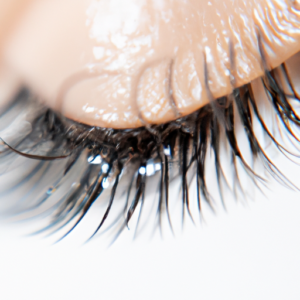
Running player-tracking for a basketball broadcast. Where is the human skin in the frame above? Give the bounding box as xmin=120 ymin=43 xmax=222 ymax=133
xmin=0 ymin=0 xmax=32 ymax=46
xmin=0 ymin=0 xmax=31 ymax=108
xmin=1 ymin=0 xmax=300 ymax=128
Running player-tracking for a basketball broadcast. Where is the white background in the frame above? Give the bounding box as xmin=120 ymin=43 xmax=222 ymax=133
xmin=0 ymin=155 xmax=300 ymax=300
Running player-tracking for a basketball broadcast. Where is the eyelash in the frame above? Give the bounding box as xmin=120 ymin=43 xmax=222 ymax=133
xmin=1 ymin=49 xmax=300 ymax=244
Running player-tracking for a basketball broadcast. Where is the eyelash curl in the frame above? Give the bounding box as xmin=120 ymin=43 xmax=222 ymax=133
xmin=1 ymin=50 xmax=300 ymax=244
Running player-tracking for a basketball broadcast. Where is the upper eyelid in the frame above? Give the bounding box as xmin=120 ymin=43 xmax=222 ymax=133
xmin=1 ymin=0 xmax=300 ymax=129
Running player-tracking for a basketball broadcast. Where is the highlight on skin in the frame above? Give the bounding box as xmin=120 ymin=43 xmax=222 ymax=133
xmin=0 ymin=0 xmax=300 ymax=243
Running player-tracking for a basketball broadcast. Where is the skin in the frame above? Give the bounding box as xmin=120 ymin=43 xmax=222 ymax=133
xmin=0 ymin=0 xmax=32 ymax=46
xmin=0 ymin=0 xmax=300 ymax=128
xmin=0 ymin=0 xmax=31 ymax=108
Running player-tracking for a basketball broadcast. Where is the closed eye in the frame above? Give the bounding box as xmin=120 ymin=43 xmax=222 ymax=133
xmin=0 ymin=0 xmax=300 ymax=244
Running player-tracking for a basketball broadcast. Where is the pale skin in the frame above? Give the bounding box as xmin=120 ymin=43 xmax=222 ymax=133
xmin=0 ymin=0 xmax=300 ymax=128
xmin=1 ymin=5 xmax=300 ymax=297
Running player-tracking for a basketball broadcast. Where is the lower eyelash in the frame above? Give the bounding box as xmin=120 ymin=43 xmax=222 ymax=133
xmin=0 ymin=58 xmax=300 ymax=244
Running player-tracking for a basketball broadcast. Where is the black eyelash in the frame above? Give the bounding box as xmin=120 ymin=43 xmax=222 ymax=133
xmin=0 ymin=59 xmax=300 ymax=244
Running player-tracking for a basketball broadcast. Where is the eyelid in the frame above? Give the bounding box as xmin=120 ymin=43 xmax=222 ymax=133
xmin=1 ymin=0 xmax=300 ymax=129
xmin=0 ymin=0 xmax=32 ymax=47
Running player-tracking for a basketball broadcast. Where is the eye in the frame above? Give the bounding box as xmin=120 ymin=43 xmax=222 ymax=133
xmin=0 ymin=0 xmax=300 ymax=244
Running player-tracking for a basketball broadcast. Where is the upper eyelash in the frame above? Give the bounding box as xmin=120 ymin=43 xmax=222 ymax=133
xmin=1 ymin=50 xmax=300 ymax=245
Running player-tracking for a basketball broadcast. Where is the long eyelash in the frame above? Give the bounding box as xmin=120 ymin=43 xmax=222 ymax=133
xmin=1 ymin=58 xmax=300 ymax=243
